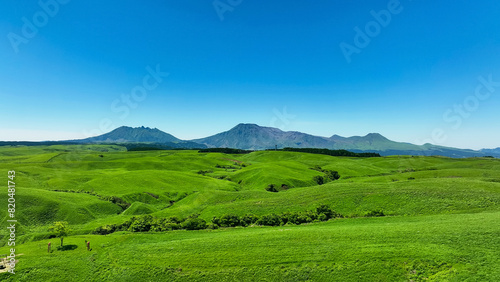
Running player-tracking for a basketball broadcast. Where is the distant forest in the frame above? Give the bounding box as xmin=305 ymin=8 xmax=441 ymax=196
xmin=281 ymin=147 xmax=381 ymax=158
xmin=198 ymin=147 xmax=380 ymax=157
xmin=198 ymin=148 xmax=253 ymax=154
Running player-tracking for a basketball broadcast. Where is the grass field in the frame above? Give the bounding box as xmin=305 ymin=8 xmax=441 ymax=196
xmin=1 ymin=145 xmax=499 ymax=281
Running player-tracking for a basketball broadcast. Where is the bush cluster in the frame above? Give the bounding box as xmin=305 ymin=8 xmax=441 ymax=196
xmin=210 ymin=204 xmax=343 ymax=227
xmin=364 ymin=210 xmax=385 ymax=217
xmin=311 ymin=166 xmax=341 ymax=185
xmin=198 ymin=148 xmax=253 ymax=154
xmin=93 ymin=205 xmax=343 ymax=235
xmin=282 ymin=147 xmax=381 ymax=158
xmin=215 ymin=164 xmax=239 ymax=169
xmin=93 ymin=215 xmax=185 ymax=235
xmin=265 ymin=184 xmax=292 ymax=192
xmin=265 ymin=184 xmax=279 ymax=192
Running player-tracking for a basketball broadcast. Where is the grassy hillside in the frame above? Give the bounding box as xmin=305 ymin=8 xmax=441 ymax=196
xmin=2 ymin=212 xmax=499 ymax=281
xmin=0 ymin=145 xmax=499 ymax=280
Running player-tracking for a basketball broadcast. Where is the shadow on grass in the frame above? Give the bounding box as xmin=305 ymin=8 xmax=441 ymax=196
xmin=57 ymin=245 xmax=78 ymax=251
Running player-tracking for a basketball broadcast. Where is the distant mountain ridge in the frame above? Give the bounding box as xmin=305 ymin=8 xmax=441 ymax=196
xmin=480 ymin=147 xmax=500 ymax=155
xmin=192 ymin=123 xmax=496 ymax=158
xmin=3 ymin=124 xmax=499 ymax=158
xmin=193 ymin=123 xmax=420 ymax=151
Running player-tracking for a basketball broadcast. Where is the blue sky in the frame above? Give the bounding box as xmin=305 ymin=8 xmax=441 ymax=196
xmin=1 ymin=0 xmax=500 ymax=149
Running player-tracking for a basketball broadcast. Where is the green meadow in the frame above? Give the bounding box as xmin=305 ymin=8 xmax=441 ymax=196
xmin=1 ymin=145 xmax=499 ymax=281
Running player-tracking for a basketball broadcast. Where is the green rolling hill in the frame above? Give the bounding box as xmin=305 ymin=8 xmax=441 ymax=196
xmin=1 ymin=144 xmax=499 ymax=280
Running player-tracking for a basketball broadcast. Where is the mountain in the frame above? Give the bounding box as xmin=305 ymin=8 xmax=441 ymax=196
xmin=192 ymin=124 xmax=332 ymax=150
xmin=74 ymin=126 xmax=181 ymax=143
xmin=328 ymin=133 xmax=422 ymax=151
xmin=69 ymin=126 xmax=206 ymax=149
xmin=193 ymin=123 xmax=421 ymax=151
xmin=480 ymin=147 xmax=500 ymax=156
xmin=191 ymin=123 xmax=499 ymax=158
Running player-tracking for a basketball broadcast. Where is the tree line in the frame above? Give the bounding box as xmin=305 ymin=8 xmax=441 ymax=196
xmin=198 ymin=148 xmax=254 ymax=154
xmin=281 ymin=147 xmax=381 ymax=157
xmin=93 ymin=204 xmax=357 ymax=235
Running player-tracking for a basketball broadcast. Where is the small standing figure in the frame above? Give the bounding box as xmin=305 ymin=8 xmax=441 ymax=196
xmin=48 ymin=242 xmax=51 ymax=253
xmin=86 ymin=241 xmax=90 ymax=251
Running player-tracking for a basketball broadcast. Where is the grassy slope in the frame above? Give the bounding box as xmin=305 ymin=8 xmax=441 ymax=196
xmin=1 ymin=145 xmax=499 ymax=280
xmin=2 ymin=212 xmax=499 ymax=281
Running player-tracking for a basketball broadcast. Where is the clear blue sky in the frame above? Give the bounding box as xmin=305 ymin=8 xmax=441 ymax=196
xmin=1 ymin=0 xmax=500 ymax=149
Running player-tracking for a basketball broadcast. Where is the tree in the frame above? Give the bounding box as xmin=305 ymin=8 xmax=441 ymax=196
xmin=313 ymin=175 xmax=325 ymax=185
xmin=49 ymin=221 xmax=70 ymax=247
xmin=128 ymin=215 xmax=154 ymax=232
xmin=324 ymin=170 xmax=340 ymax=181
xmin=265 ymin=184 xmax=279 ymax=192
xmin=240 ymin=214 xmax=259 ymax=227
xmin=256 ymin=214 xmax=282 ymax=226
xmin=315 ymin=204 xmax=341 ymax=219
xmin=183 ymin=218 xmax=207 ymax=230
xmin=219 ymin=214 xmax=241 ymax=227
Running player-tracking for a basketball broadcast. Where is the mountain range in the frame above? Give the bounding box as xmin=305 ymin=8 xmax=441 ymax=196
xmin=3 ymin=124 xmax=498 ymax=158
xmin=191 ymin=124 xmax=493 ymax=158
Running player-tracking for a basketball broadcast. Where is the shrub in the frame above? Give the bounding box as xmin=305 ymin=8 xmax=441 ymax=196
xmin=207 ymin=223 xmax=219 ymax=229
xmin=219 ymin=214 xmax=241 ymax=227
xmin=324 ymin=170 xmax=340 ymax=181
xmin=365 ymin=210 xmax=385 ymax=217
xmin=311 ymin=165 xmax=323 ymax=172
xmin=296 ymin=213 xmax=313 ymax=224
xmin=151 ymin=218 xmax=181 ymax=232
xmin=315 ymin=204 xmax=341 ymax=219
xmin=167 ymin=216 xmax=182 ymax=224
xmin=257 ymin=214 xmax=282 ymax=226
xmin=278 ymin=212 xmax=303 ymax=225
xmin=279 ymin=212 xmax=292 ymax=225
xmin=183 ymin=218 xmax=207 ymax=230
xmin=157 ymin=222 xmax=181 ymax=231
xmin=313 ymin=175 xmax=325 ymax=185
xmin=304 ymin=210 xmax=318 ymax=221
xmin=211 ymin=216 xmax=220 ymax=226
xmin=93 ymin=224 xmax=116 ymax=235
xmin=117 ymin=217 xmax=135 ymax=231
xmin=265 ymin=184 xmax=279 ymax=192
xmin=240 ymin=214 xmax=259 ymax=226
xmin=281 ymin=184 xmax=290 ymax=190
xmin=318 ymin=213 xmax=328 ymax=221
xmin=128 ymin=215 xmax=154 ymax=232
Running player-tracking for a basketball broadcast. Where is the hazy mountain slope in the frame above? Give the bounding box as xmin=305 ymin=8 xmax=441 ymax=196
xmin=329 ymin=133 xmax=423 ymax=151
xmin=191 ymin=123 xmax=498 ymax=158
xmin=192 ymin=124 xmax=332 ymax=150
xmin=481 ymin=147 xmax=500 ymax=155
